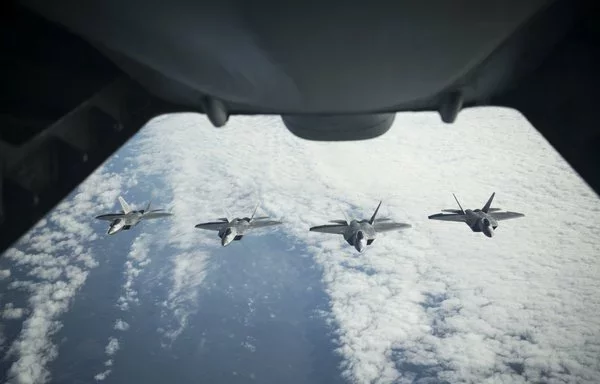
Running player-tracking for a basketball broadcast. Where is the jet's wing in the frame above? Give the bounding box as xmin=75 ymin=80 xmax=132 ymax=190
xmin=142 ymin=211 xmax=173 ymax=220
xmin=194 ymin=221 xmax=227 ymax=231
xmin=489 ymin=211 xmax=525 ymax=221
xmin=309 ymin=224 xmax=348 ymax=234
xmin=427 ymin=213 xmax=466 ymax=222
xmin=441 ymin=209 xmax=463 ymax=214
xmin=248 ymin=220 xmax=282 ymax=229
xmin=373 ymin=222 xmax=412 ymax=232
xmin=95 ymin=213 xmax=125 ymax=221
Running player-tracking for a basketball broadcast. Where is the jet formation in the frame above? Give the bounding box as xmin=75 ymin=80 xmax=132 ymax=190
xmin=95 ymin=193 xmax=524 ymax=250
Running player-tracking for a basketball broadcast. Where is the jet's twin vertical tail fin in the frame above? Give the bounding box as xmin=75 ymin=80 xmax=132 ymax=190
xmin=250 ymin=202 xmax=260 ymax=221
xmin=452 ymin=194 xmax=466 ymax=215
xmin=482 ymin=192 xmax=496 ymax=213
xmin=145 ymin=200 xmax=152 ymax=213
xmin=338 ymin=204 xmax=350 ymax=224
xmin=369 ymin=201 xmax=382 ymax=224
xmin=118 ymin=196 xmax=132 ymax=214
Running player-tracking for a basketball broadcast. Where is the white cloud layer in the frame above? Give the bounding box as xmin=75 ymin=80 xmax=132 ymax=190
xmin=1 ymin=169 xmax=124 ymax=384
xmin=2 ymin=108 xmax=599 ymax=384
xmin=131 ymin=110 xmax=600 ymax=383
xmin=132 ymin=125 xmax=215 ymax=343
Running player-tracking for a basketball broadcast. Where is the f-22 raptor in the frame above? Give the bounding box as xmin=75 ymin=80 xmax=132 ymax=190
xmin=309 ymin=201 xmax=411 ymax=253
xmin=194 ymin=203 xmax=282 ymax=246
xmin=428 ymin=192 xmax=524 ymax=238
xmin=95 ymin=196 xmax=172 ymax=235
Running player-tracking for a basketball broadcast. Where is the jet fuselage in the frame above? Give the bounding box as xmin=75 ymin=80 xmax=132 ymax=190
xmin=108 ymin=211 xmax=144 ymax=235
xmin=218 ymin=218 xmax=252 ymax=246
xmin=464 ymin=209 xmax=498 ymax=238
xmin=343 ymin=220 xmax=377 ymax=253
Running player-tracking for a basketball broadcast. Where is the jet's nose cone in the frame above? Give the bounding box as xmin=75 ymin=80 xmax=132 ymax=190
xmin=355 ymin=239 xmax=367 ymax=253
xmin=484 ymin=227 xmax=494 ymax=238
xmin=222 ymin=236 xmax=234 ymax=247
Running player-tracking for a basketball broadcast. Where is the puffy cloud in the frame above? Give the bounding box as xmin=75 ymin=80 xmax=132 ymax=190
xmin=93 ymin=333 xmax=122 ymax=381
xmin=116 ymin=235 xmax=152 ymax=311
xmin=0 ymin=269 xmax=10 ymax=279
xmin=93 ymin=370 xmax=111 ymax=381
xmin=114 ymin=319 xmax=130 ymax=332
xmin=2 ymin=303 xmax=25 ymax=320
xmin=105 ymin=337 xmax=120 ymax=356
xmin=96 ymin=234 xmax=155 ymax=382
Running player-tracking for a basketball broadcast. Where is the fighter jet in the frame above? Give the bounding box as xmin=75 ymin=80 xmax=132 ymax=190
xmin=428 ymin=192 xmax=524 ymax=238
xmin=194 ymin=203 xmax=282 ymax=246
xmin=95 ymin=196 xmax=172 ymax=235
xmin=309 ymin=201 xmax=411 ymax=253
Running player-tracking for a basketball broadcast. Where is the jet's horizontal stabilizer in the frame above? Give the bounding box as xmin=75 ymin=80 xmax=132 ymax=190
xmin=490 ymin=211 xmax=525 ymax=220
xmin=96 ymin=213 xmax=125 ymax=221
xmin=442 ymin=209 xmax=464 ymax=214
xmin=329 ymin=219 xmax=349 ymax=225
xmin=143 ymin=211 xmax=173 ymax=220
xmin=195 ymin=222 xmax=227 ymax=231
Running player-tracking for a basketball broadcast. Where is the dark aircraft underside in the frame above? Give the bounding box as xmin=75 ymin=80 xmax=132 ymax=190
xmin=0 ymin=0 xmax=598 ymax=254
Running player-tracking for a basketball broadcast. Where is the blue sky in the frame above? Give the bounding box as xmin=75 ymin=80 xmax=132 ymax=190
xmin=1 ymin=108 xmax=599 ymax=384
